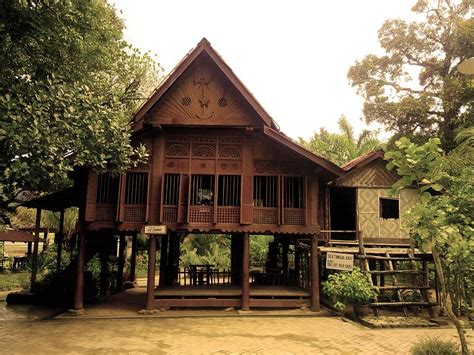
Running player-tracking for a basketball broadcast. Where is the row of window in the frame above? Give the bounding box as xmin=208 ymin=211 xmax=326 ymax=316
xmin=96 ymin=173 xmax=305 ymax=209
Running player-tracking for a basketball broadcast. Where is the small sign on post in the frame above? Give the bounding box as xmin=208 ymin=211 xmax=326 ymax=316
xmin=326 ymin=252 xmax=354 ymax=271
xmin=142 ymin=225 xmax=167 ymax=235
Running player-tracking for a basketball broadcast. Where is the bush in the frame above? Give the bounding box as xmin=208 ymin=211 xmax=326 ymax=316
xmin=411 ymin=338 xmax=459 ymax=355
xmin=322 ymin=267 xmax=377 ymax=311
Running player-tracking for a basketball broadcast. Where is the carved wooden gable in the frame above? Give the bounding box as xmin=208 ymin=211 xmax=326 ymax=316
xmin=148 ymin=55 xmax=262 ymax=127
xmin=335 ymin=159 xmax=398 ymax=187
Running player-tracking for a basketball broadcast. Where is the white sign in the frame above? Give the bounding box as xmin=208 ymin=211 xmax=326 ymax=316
xmin=143 ymin=225 xmax=167 ymax=235
xmin=326 ymin=252 xmax=354 ymax=271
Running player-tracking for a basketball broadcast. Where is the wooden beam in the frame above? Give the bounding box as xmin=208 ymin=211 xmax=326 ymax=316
xmin=146 ymin=236 xmax=157 ymax=311
xmin=241 ymin=232 xmax=250 ymax=311
xmin=30 ymin=208 xmax=41 ymax=292
xmin=310 ymin=234 xmax=320 ymax=311
xmin=73 ymin=228 xmax=85 ymax=311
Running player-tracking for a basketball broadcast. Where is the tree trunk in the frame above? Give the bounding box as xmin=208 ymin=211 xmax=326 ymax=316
xmin=432 ymin=249 xmax=469 ymax=355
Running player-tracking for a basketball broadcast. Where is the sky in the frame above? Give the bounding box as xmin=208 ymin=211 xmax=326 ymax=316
xmin=111 ymin=0 xmax=418 ymax=141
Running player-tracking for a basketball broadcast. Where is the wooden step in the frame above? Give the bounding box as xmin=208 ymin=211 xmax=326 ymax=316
xmin=358 ymin=255 xmax=422 ymax=261
xmin=375 ymin=285 xmax=430 ymax=290
xmin=370 ymin=301 xmax=437 ymax=307
xmin=368 ymin=270 xmax=423 ymax=275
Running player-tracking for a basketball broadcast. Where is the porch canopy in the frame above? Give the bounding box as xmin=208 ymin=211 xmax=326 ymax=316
xmin=0 ymin=229 xmax=45 ymax=243
xmin=22 ymin=187 xmax=83 ymax=212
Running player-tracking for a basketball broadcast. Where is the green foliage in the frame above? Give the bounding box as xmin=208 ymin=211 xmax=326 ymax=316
xmin=181 ymin=235 xmax=231 ymax=268
xmin=299 ymin=115 xmax=382 ymax=165
xmin=0 ymin=270 xmax=30 ymax=291
xmin=385 ymin=135 xmax=474 ymax=315
xmin=322 ymin=267 xmax=378 ymax=310
xmin=411 ymin=337 xmax=460 ymax=355
xmin=0 ymin=0 xmax=162 ymax=226
xmin=348 ymin=0 xmax=474 ymax=151
xmin=250 ymin=235 xmax=273 ymax=266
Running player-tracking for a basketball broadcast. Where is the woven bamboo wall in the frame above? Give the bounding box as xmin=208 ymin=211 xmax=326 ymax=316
xmin=357 ymin=188 xmax=419 ymax=239
xmin=335 ymin=160 xmax=399 ymax=187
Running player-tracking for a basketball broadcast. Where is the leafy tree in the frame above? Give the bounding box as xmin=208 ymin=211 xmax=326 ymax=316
xmin=299 ymin=115 xmax=382 ymax=165
xmin=348 ymin=0 xmax=474 ymax=151
xmin=385 ymin=135 xmax=473 ymax=355
xmin=0 ymin=0 xmax=162 ymax=227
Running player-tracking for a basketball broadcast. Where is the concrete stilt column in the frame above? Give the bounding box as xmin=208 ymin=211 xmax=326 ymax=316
xmin=129 ymin=234 xmax=137 ymax=282
xmin=145 ymin=236 xmax=157 ymax=312
xmin=241 ymin=232 xmax=250 ymax=311
xmin=310 ymin=234 xmax=320 ymax=311
xmin=30 ymin=208 xmax=41 ymax=292
xmin=73 ymin=228 xmax=85 ymax=312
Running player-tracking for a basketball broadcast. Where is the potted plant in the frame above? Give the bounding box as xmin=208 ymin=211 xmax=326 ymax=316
xmin=322 ymin=267 xmax=378 ymax=317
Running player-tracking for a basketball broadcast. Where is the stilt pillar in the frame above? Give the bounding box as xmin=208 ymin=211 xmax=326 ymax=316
xmin=310 ymin=234 xmax=320 ymax=311
xmin=73 ymin=228 xmax=85 ymax=311
xmin=145 ymin=236 xmax=157 ymax=311
xmin=117 ymin=235 xmax=126 ymax=291
xmin=241 ymin=232 xmax=250 ymax=311
xmin=30 ymin=208 xmax=41 ymax=292
xmin=56 ymin=209 xmax=65 ymax=272
xmin=159 ymin=235 xmax=168 ymax=287
xmin=129 ymin=234 xmax=137 ymax=283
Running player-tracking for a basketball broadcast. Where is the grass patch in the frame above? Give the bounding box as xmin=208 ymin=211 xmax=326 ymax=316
xmin=411 ymin=337 xmax=459 ymax=355
xmin=0 ymin=271 xmax=30 ymax=291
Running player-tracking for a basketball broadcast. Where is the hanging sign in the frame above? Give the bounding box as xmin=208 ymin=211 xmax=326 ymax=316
xmin=326 ymin=252 xmax=354 ymax=271
xmin=143 ymin=225 xmax=167 ymax=235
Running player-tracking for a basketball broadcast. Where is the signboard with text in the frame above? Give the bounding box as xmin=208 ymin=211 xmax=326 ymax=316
xmin=326 ymin=252 xmax=354 ymax=271
xmin=143 ymin=225 xmax=167 ymax=235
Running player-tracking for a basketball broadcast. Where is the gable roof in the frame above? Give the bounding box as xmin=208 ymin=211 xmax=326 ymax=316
xmin=132 ymin=38 xmax=278 ymax=131
xmin=263 ymin=127 xmax=343 ymax=177
xmin=341 ymin=150 xmax=386 ymax=172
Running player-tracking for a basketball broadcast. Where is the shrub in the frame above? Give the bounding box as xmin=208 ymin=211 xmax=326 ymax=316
xmin=322 ymin=267 xmax=377 ymax=311
xmin=411 ymin=338 xmax=459 ymax=355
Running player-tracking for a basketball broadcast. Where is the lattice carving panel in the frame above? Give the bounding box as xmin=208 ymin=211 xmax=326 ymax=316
xmin=217 ymin=207 xmax=240 ymax=224
xmin=189 ymin=206 xmax=213 ymax=223
xmin=124 ymin=205 xmax=146 ymax=222
xmin=96 ymin=205 xmax=116 ymax=222
xmin=162 ymin=206 xmax=178 ymax=223
xmin=283 ymin=208 xmax=304 ymax=225
xmin=253 ymin=208 xmax=277 ymax=224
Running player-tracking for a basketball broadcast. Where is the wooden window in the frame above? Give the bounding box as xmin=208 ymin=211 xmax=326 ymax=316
xmin=163 ymin=174 xmax=180 ymax=206
xmin=218 ymin=175 xmax=241 ymax=206
xmin=96 ymin=173 xmax=119 ymax=204
xmin=125 ymin=172 xmax=148 ymax=205
xmin=283 ymin=176 xmax=304 ymax=208
xmin=190 ymin=175 xmax=214 ymax=206
xmin=380 ymin=198 xmax=399 ymax=219
xmin=253 ymin=176 xmax=277 ymax=207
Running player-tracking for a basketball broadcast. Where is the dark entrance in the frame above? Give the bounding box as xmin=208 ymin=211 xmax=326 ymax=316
xmin=329 ymin=187 xmax=357 ymax=240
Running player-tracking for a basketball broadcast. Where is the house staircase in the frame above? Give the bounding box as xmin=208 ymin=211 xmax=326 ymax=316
xmin=326 ymin=237 xmax=438 ymax=317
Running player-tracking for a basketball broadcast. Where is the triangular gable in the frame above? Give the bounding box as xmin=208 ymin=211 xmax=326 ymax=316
xmin=133 ymin=38 xmax=277 ymax=131
xmin=335 ymin=158 xmax=399 ymax=187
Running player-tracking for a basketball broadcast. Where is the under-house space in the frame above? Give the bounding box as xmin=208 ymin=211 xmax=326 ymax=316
xmin=154 ymin=234 xmax=312 ymax=308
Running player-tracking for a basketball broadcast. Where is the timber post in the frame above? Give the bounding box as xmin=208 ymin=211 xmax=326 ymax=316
xmin=145 ymin=235 xmax=157 ymax=311
xmin=241 ymin=232 xmax=250 ymax=311
xmin=159 ymin=235 xmax=168 ymax=287
xmin=56 ymin=209 xmax=65 ymax=272
xmin=30 ymin=208 xmax=41 ymax=292
xmin=72 ymin=227 xmax=85 ymax=312
xmin=310 ymin=233 xmax=320 ymax=311
xmin=130 ymin=233 xmax=138 ymax=283
xmin=117 ymin=235 xmax=126 ymax=291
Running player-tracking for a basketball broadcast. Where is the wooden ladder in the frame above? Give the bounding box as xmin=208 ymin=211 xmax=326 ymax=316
xmin=357 ymin=233 xmax=436 ymax=316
